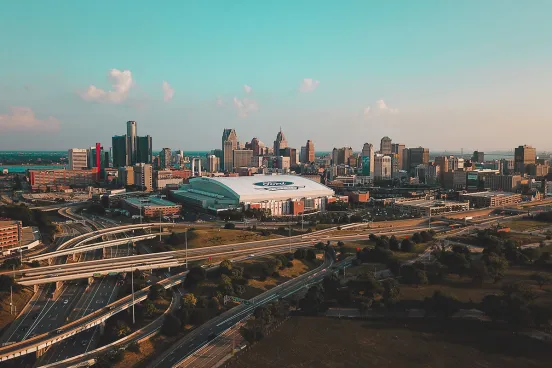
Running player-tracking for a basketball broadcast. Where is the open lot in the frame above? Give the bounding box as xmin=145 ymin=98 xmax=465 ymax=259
xmin=0 ymin=287 xmax=33 ymax=332
xmin=170 ymin=229 xmax=282 ymax=249
xmin=227 ymin=317 xmax=550 ymax=368
xmin=502 ymin=220 xmax=552 ymax=232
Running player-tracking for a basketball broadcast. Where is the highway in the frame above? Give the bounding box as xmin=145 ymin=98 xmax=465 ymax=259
xmin=151 ymin=255 xmax=347 ymax=368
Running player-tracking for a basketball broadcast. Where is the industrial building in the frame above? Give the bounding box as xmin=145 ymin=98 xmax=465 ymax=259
xmin=392 ymin=198 xmax=470 ymax=216
xmin=121 ymin=196 xmax=182 ymax=217
xmin=459 ymin=191 xmax=522 ymax=208
xmin=170 ymin=175 xmax=335 ymax=216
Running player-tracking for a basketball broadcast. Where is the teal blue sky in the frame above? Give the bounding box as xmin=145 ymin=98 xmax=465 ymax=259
xmin=1 ymin=0 xmax=551 ymax=151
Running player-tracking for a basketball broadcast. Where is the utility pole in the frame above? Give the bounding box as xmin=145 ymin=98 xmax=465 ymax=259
xmin=131 ymin=265 xmax=135 ymax=325
xmin=289 ymin=221 xmax=292 ymax=253
xmin=301 ymin=212 xmax=304 ymax=231
xmin=159 ymin=211 xmax=162 ymax=242
xmin=185 ymin=230 xmax=188 ymax=269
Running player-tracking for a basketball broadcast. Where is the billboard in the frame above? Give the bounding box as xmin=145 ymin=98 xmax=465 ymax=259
xmin=361 ymin=156 xmax=371 ymax=176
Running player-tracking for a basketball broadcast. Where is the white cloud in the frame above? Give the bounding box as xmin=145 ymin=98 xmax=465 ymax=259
xmin=0 ymin=107 xmax=60 ymax=132
xmin=162 ymin=81 xmax=174 ymax=102
xmin=233 ymin=97 xmax=258 ymax=118
xmin=376 ymin=99 xmax=399 ymax=114
xmin=79 ymin=69 xmax=134 ymax=104
xmin=243 ymin=84 xmax=252 ymax=94
xmin=299 ymin=78 xmax=320 ymax=93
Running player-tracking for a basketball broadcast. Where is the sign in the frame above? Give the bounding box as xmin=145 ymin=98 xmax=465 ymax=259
xmin=467 ymin=172 xmax=479 ymax=190
xmin=253 ymin=181 xmax=305 ymax=191
xmin=361 ymin=156 xmax=371 ymax=176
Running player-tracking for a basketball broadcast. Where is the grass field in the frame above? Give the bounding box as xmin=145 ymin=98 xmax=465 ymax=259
xmin=399 ymin=266 xmax=552 ymax=307
xmin=170 ymin=229 xmax=282 ymax=249
xmin=502 ymin=220 xmax=552 ymax=232
xmin=227 ymin=317 xmax=550 ymax=368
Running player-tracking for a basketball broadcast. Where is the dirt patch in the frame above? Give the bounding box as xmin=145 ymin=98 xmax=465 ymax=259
xmin=0 ymin=287 xmax=33 ymax=332
xmin=170 ymin=229 xmax=282 ymax=249
xmin=113 ymin=334 xmax=180 ymax=368
xmin=502 ymin=220 xmax=551 ymax=232
xmin=227 ymin=317 xmax=550 ymax=368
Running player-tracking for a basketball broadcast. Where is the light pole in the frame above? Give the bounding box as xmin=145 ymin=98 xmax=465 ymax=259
xmin=131 ymin=265 xmax=135 ymax=324
xmin=159 ymin=211 xmax=162 ymax=242
xmin=10 ymin=264 xmax=15 ymax=315
xmin=185 ymin=230 xmax=188 ymax=269
xmin=289 ymin=221 xmax=292 ymax=253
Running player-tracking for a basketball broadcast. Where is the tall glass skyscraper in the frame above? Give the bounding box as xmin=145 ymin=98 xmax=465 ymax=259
xmin=112 ymin=135 xmax=127 ymax=168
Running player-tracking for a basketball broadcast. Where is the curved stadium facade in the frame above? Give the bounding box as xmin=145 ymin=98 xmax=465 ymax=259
xmin=170 ymin=175 xmax=335 ymax=216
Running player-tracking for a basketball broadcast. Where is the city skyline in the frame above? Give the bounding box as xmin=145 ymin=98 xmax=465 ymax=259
xmin=1 ymin=1 xmax=552 ymax=151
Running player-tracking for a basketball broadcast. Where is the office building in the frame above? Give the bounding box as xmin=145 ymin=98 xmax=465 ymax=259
xmin=154 ymin=170 xmax=184 ymax=190
xmin=483 ymin=174 xmax=522 ymax=192
xmin=127 ymin=120 xmax=137 ymax=165
xmin=380 ymin=136 xmax=392 ymax=155
xmin=250 ymin=137 xmax=264 ymax=156
xmin=112 ymin=135 xmax=128 ymax=168
xmin=233 ymin=149 xmax=254 ymax=169
xmin=514 ymin=145 xmax=537 ymax=174
xmin=472 ymin=151 xmax=485 ymax=163
xmin=391 ymin=143 xmax=406 ymax=170
xmin=281 ymin=147 xmax=297 ymax=166
xmin=133 ymin=163 xmax=153 ymax=192
xmin=459 ymin=191 xmax=522 ymax=208
xmin=526 ymin=163 xmax=550 ymax=177
xmin=160 ymin=148 xmax=172 ymax=169
xmin=28 ymin=168 xmax=98 ymax=191
xmin=448 ymin=156 xmax=464 ymax=171
xmin=118 ymin=166 xmax=135 ymax=186
xmin=546 ymin=181 xmax=552 ymax=196
xmin=136 ymin=135 xmax=152 ymax=164
xmin=500 ymin=158 xmax=515 ymax=175
xmin=222 ymin=128 xmax=238 ymax=172
xmin=300 ymin=146 xmax=307 ymax=164
xmin=374 ymin=154 xmax=392 ymax=180
xmin=273 ymin=128 xmax=288 ymax=154
xmin=122 ymin=196 xmax=181 ymax=217
xmin=68 ymin=148 xmax=88 ymax=170
xmin=442 ymin=170 xmax=467 ymax=190
xmin=332 ymin=147 xmax=353 ymax=166
xmin=392 ymin=198 xmax=469 ymax=217
xmin=360 ymin=143 xmax=375 ymax=177
xmin=405 ymin=147 xmax=430 ymax=173
xmin=207 ymin=155 xmax=220 ymax=173
xmin=170 ymin=175 xmax=334 ymax=216
xmin=305 ymin=140 xmax=315 ymax=163
xmin=0 ymin=220 xmax=22 ymax=248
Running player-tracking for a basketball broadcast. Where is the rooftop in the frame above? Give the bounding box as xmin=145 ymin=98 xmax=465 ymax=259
xmin=461 ymin=191 xmax=521 ymax=198
xmin=0 ymin=220 xmax=20 ymax=228
xmin=123 ymin=196 xmax=179 ymax=208
xmin=395 ymin=199 xmax=468 ymax=208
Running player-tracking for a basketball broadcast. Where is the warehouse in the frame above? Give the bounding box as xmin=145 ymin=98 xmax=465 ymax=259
xmin=392 ymin=198 xmax=470 ymax=216
xmin=121 ymin=196 xmax=182 ymax=218
xmin=459 ymin=191 xmax=522 ymax=208
xmin=170 ymin=175 xmax=335 ymax=216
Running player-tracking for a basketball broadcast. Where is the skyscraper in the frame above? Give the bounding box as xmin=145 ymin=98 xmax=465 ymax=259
xmin=405 ymin=147 xmax=430 ymax=173
xmin=127 ymin=121 xmax=137 ymax=165
xmin=136 ymin=135 xmax=153 ymax=164
xmin=514 ymin=145 xmax=536 ymax=174
xmin=380 ymin=136 xmax=392 ymax=155
xmin=360 ymin=143 xmax=375 ymax=177
xmin=222 ymin=129 xmax=238 ymax=171
xmin=306 ymin=140 xmax=315 ymax=163
xmin=273 ymin=128 xmax=288 ymax=154
xmin=233 ymin=149 xmax=253 ymax=168
xmin=160 ymin=148 xmax=172 ymax=169
xmin=68 ymin=148 xmax=88 ymax=170
xmin=112 ymin=135 xmax=128 ymax=168
xmin=391 ymin=143 xmax=406 ymax=169
xmin=374 ymin=154 xmax=392 ymax=180
xmin=250 ymin=137 xmax=264 ymax=156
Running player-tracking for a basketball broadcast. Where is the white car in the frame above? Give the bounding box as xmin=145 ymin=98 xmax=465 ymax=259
xmin=63 ymin=299 xmax=69 ymax=305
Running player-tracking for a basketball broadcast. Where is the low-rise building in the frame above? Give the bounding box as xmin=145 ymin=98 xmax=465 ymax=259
xmin=459 ymin=191 xmax=522 ymax=208
xmin=0 ymin=220 xmax=22 ymax=248
xmin=121 ymin=196 xmax=182 ymax=217
xmin=28 ymin=168 xmax=98 ymax=191
xmin=392 ymin=198 xmax=469 ymax=216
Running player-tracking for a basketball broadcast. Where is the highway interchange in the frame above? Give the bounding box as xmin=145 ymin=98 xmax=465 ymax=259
xmin=0 ymin=203 xmax=538 ymax=367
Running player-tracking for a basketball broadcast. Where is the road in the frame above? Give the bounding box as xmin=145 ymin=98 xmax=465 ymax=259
xmin=150 ymin=255 xmax=347 ymax=368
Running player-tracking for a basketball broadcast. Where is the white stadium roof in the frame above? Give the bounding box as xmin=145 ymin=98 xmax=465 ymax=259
xmin=189 ymin=175 xmax=334 ymax=203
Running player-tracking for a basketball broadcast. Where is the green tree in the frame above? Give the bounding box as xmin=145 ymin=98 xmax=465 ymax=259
xmin=161 ymin=313 xmax=181 ymax=336
xmin=401 ymin=238 xmax=415 ymax=252
xmin=424 ymin=290 xmax=460 ymax=318
xmin=148 ymin=284 xmax=165 ymax=301
xmin=220 ymin=259 xmax=233 ymax=275
xmin=182 ymin=293 xmax=197 ymax=309
xmin=412 ymin=232 xmax=422 ymax=244
xmin=382 ymin=278 xmax=400 ymax=305
xmin=113 ymin=320 xmax=131 ymax=338
xmin=0 ymin=275 xmax=15 ymax=292
xmin=485 ymin=253 xmax=509 ymax=283
xmin=299 ymin=285 xmax=326 ymax=315
xmin=224 ymin=222 xmax=236 ymax=229
xmin=184 ymin=266 xmax=206 ymax=289
xmin=144 ymin=300 xmax=157 ymax=318
xmin=389 ymin=236 xmax=400 ymax=251
xmin=530 ymin=273 xmax=551 ymax=289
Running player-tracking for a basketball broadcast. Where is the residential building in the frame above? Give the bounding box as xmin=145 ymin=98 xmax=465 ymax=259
xmin=222 ymin=128 xmax=238 ymax=171
xmin=380 ymin=136 xmax=392 ymax=155
xmin=68 ymin=148 xmax=88 ymax=170
xmin=514 ymin=145 xmax=537 ymax=174
xmin=0 ymin=220 xmax=22 ymax=248
xmin=160 ymin=148 xmax=172 ymax=169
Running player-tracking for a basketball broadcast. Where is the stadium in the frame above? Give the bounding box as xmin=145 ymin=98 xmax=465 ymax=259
xmin=169 ymin=175 xmax=335 ymax=216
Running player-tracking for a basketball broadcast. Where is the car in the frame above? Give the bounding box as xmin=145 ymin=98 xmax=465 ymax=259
xmin=82 ymin=340 xmax=88 ymax=346
xmin=63 ymin=299 xmax=69 ymax=305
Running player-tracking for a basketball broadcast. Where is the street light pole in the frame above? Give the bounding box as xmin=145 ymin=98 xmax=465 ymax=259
xmin=289 ymin=221 xmax=292 ymax=253
xmin=185 ymin=230 xmax=188 ymax=269
xmin=131 ymin=265 xmax=135 ymax=325
xmin=159 ymin=211 xmax=162 ymax=242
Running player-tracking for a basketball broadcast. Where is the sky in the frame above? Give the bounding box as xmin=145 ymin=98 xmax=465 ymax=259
xmin=1 ymin=0 xmax=551 ymax=152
